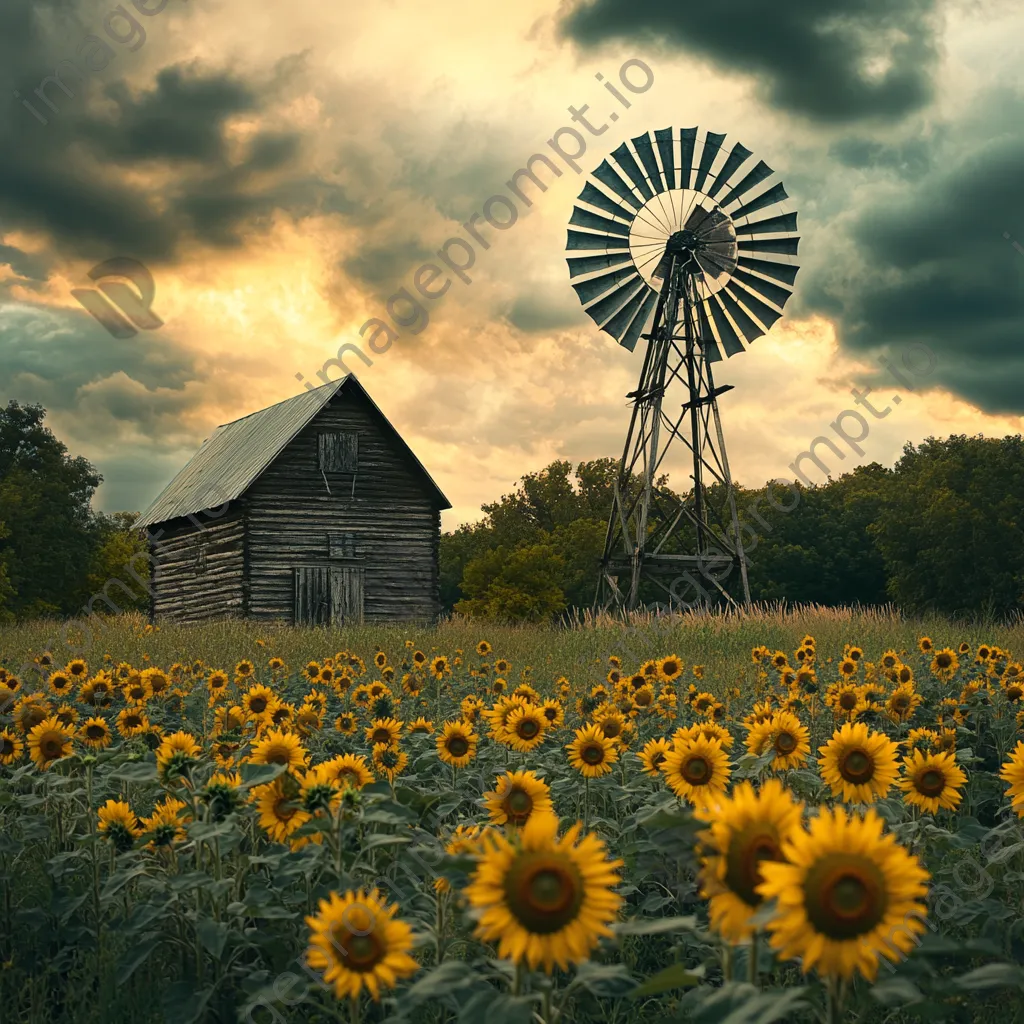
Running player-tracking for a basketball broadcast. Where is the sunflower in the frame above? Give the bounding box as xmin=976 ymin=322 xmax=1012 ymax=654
xmin=430 ymin=655 xmax=450 ymax=679
xmin=1000 ymin=740 xmax=1024 ymax=818
xmin=13 ymin=694 xmax=51 ymax=734
xmin=234 ymin=659 xmax=255 ymax=681
xmin=54 ymin=703 xmax=79 ymax=729
xmin=637 ymin=737 xmax=672 ymax=777
xmin=156 ymin=730 xmax=202 ymax=780
xmin=141 ymin=797 xmax=190 ymax=847
xmin=207 ymin=670 xmax=230 ymax=703
xmin=826 ymin=682 xmax=866 ymax=721
xmin=695 ymin=779 xmax=805 ymax=943
xmin=895 ymin=663 xmax=914 ymax=686
xmin=305 ymin=888 xmax=419 ymax=1001
xmin=268 ymin=656 xmax=286 ymax=673
xmin=484 ymin=769 xmax=554 ymax=828
xmin=373 ymin=651 xmax=388 ymax=670
xmin=27 ymin=716 xmax=73 ymax=769
xmin=592 ymin=707 xmax=632 ymax=745
xmin=320 ymin=753 xmax=375 ymax=791
xmin=1001 ymin=674 xmax=1024 ymax=703
xmin=662 ymin=735 xmax=731 ymax=807
xmin=745 ymin=711 xmax=810 ymax=771
xmin=465 ymin=810 xmax=622 ymax=973
xmin=79 ymin=716 xmax=113 ymax=750
xmin=98 ymin=799 xmax=141 ymax=852
xmin=494 ymin=658 xmax=511 ymax=676
xmin=838 ymin=658 xmax=858 ymax=679
xmin=249 ymin=727 xmax=308 ymax=770
xmin=48 ymin=670 xmax=74 ymax=697
xmin=476 ymin=640 xmax=492 ymax=657
xmin=335 ymin=712 xmax=358 ymax=735
xmin=407 ymin=717 xmax=434 ymax=735
xmin=437 ymin=721 xmax=478 ymax=768
xmin=0 ymin=728 xmax=24 ymax=765
xmin=252 ymin=777 xmax=312 ymax=844
xmin=818 ymin=723 xmax=899 ymax=804
xmin=78 ymin=677 xmax=112 ymax=707
xmin=503 ymin=706 xmax=548 ymax=753
xmin=372 ymin=742 xmax=409 ymax=783
xmin=143 ymin=667 xmax=170 ymax=696
xmin=658 ymin=654 xmax=684 ymax=682
xmin=540 ymin=699 xmax=565 ymax=728
xmin=885 ymin=683 xmax=923 ymax=724
xmin=294 ymin=703 xmax=324 ymax=736
xmin=365 ymin=718 xmax=404 ymax=748
xmin=242 ymin=683 xmax=277 ymax=720
xmin=566 ymin=724 xmax=618 ymax=778
xmin=66 ymin=659 xmax=88 ymax=679
xmin=757 ymin=805 xmax=930 ymax=981
xmin=203 ymin=771 xmax=245 ymax=821
xmin=898 ymin=749 xmax=967 ymax=814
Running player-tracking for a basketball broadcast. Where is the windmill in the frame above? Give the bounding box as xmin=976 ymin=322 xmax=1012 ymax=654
xmin=565 ymin=127 xmax=800 ymax=613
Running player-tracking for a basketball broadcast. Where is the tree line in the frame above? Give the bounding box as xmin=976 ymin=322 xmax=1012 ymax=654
xmin=442 ymin=434 xmax=1024 ymax=621
xmin=1 ymin=400 xmax=1021 ymax=624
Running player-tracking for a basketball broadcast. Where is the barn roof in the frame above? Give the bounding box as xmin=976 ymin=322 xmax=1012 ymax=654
xmin=136 ymin=375 xmax=450 ymax=528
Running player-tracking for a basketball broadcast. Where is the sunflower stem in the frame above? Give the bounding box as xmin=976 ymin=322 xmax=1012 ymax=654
xmin=584 ymin=777 xmax=590 ymax=831
xmin=748 ymin=934 xmax=758 ymax=987
xmin=825 ymin=974 xmax=844 ymax=1024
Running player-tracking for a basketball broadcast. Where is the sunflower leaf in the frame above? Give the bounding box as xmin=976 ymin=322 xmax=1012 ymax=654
xmin=614 ymin=914 xmax=698 ymax=936
xmin=632 ymin=961 xmax=702 ymax=997
xmin=954 ymin=962 xmax=1024 ymax=991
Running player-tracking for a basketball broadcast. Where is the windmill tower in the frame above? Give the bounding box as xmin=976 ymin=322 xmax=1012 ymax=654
xmin=565 ymin=127 xmax=800 ymax=613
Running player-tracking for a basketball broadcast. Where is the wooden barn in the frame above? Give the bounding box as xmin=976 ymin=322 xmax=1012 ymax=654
xmin=135 ymin=376 xmax=450 ymax=626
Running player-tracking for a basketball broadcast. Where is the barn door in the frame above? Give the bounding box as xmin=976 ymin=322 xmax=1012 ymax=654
xmin=294 ymin=567 xmax=331 ymax=625
xmin=330 ymin=566 xmax=364 ymax=626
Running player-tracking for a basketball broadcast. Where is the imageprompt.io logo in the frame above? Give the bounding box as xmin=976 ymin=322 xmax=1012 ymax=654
xmin=72 ymin=257 xmax=163 ymax=339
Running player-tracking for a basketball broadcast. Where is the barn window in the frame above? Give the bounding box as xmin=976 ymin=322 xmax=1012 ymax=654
xmin=318 ymin=432 xmax=358 ymax=473
xmin=328 ymin=532 xmax=357 ymax=558
xmin=191 ymin=533 xmax=209 ymax=574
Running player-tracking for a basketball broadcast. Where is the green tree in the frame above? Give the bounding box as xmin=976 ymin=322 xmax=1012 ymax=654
xmin=454 ymin=541 xmax=568 ymax=622
xmin=85 ymin=512 xmax=150 ymax=613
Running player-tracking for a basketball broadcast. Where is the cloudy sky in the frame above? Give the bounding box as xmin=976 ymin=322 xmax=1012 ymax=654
xmin=2 ymin=0 xmax=1023 ymax=528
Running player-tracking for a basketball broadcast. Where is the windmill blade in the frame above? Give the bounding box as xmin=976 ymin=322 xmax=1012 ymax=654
xmin=571 ymin=265 xmax=640 ymax=305
xmin=632 ymin=132 xmax=666 ymax=194
xmin=726 ymin=280 xmax=785 ymax=331
xmin=578 ymin=181 xmax=634 ymax=222
xmin=706 ymin=293 xmax=746 ymax=357
xmin=620 ymin=288 xmax=658 ymax=352
xmin=679 ymin=127 xmax=697 ymax=190
xmin=693 ymin=131 xmax=726 ymax=193
xmin=685 ymin=203 xmax=715 ymax=234
xmin=567 ymin=229 xmax=630 ymax=251
xmin=730 ymin=182 xmax=790 ymax=221
xmin=738 ymin=237 xmax=800 ymax=255
xmin=603 ymin=284 xmax=654 ymax=345
xmin=570 ymin=206 xmax=632 ymax=237
xmin=733 ymin=212 xmax=798 ymax=236
xmin=731 ymin=267 xmax=792 ymax=309
xmin=737 ymin=256 xmax=799 ymax=285
xmin=706 ymin=142 xmax=752 ymax=199
xmin=697 ymin=246 xmax=738 ymax=278
xmin=655 ymin=127 xmax=676 ymax=190
xmin=611 ymin=142 xmax=654 ymax=202
xmin=567 ymin=252 xmax=634 ymax=278
xmin=717 ymin=287 xmax=764 ymax=343
xmin=594 ymin=159 xmax=644 ymax=211
xmin=583 ymin=276 xmax=646 ymax=327
xmin=696 ymin=210 xmax=735 ymax=245
xmin=696 ymin=299 xmax=722 ymax=362
xmin=720 ymin=159 xmax=775 ymax=210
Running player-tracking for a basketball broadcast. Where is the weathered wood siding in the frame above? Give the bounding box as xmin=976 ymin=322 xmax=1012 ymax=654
xmin=147 ymin=508 xmax=245 ymax=624
xmin=243 ymin=390 xmax=442 ymax=624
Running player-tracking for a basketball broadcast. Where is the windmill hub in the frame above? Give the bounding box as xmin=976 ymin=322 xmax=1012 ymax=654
xmin=565 ymin=126 xmax=800 ymax=613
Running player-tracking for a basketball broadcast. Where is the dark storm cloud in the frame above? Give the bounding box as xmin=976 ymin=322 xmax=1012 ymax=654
xmin=558 ymin=0 xmax=940 ymax=123
xmin=801 ymin=91 xmax=1024 ymax=415
xmin=504 ymin=291 xmax=586 ymax=333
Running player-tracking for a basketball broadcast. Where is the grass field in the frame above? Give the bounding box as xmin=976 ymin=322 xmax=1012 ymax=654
xmin=2 ymin=605 xmax=1024 ymax=1024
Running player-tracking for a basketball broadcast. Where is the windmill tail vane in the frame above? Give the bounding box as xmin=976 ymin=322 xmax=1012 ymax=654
xmin=565 ymin=126 xmax=800 ymax=613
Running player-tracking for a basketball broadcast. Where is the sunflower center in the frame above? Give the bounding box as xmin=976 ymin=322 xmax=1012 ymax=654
xmin=40 ymin=736 xmax=64 ymax=760
xmin=892 ymin=695 xmax=910 ymax=711
xmin=371 ymin=728 xmax=390 ymax=745
xmin=518 ymin=719 xmax=540 ymax=739
xmin=504 ymin=853 xmax=584 ymax=934
xmin=249 ymin=697 xmax=268 ymax=713
xmin=839 ymin=692 xmax=858 ymax=711
xmin=804 ymin=854 xmax=887 ymax=939
xmin=581 ymin=742 xmax=605 ymax=765
xmin=775 ymin=731 xmax=797 ymax=755
xmin=682 ymin=755 xmax=711 ymax=785
xmin=724 ymin=825 xmax=782 ymax=906
xmin=649 ymin=751 xmax=666 ymax=769
xmin=601 ymin=719 xmax=621 ymax=738
xmin=125 ymin=714 xmax=142 ymax=729
xmin=447 ymin=736 xmax=469 ymax=758
xmin=916 ymin=769 xmax=946 ymax=797
xmin=333 ymin=923 xmax=383 ymax=970
xmin=505 ymin=789 xmax=533 ymax=823
xmin=86 ymin=724 xmax=106 ymax=740
xmin=839 ymin=748 xmax=874 ymax=784
xmin=1008 ymin=685 xmax=1023 ymax=701
xmin=1 ymin=738 xmax=13 ymax=756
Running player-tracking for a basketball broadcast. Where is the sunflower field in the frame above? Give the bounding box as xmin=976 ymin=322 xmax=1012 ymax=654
xmin=2 ymin=610 xmax=1024 ymax=1024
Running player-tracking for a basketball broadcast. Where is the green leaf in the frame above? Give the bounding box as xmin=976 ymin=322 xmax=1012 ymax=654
xmin=362 ymin=832 xmax=412 ymax=851
xmin=239 ymin=762 xmax=287 ymax=788
xmin=457 ymin=992 xmax=534 ymax=1024
xmin=162 ymin=981 xmax=213 ymax=1024
xmin=954 ymin=963 xmax=1024 ymax=991
xmin=403 ymin=960 xmax=477 ymax=1002
xmin=117 ymin=932 xmax=162 ymax=984
xmin=108 ymin=761 xmax=158 ymax=783
xmin=572 ymin=960 xmax=636 ymax=997
xmin=633 ymin=961 xmax=702 ymax=997
xmin=870 ymin=977 xmax=923 ymax=1006
xmin=195 ymin=918 xmax=229 ymax=959
xmin=614 ymin=914 xmax=698 ymax=936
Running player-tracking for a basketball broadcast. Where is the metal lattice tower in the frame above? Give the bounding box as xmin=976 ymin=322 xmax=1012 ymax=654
xmin=564 ymin=127 xmax=800 ymax=612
